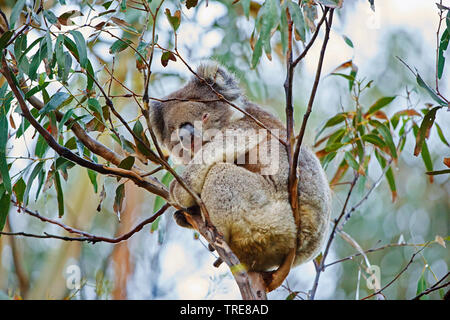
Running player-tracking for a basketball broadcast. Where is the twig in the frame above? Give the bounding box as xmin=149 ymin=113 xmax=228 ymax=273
xmin=413 ymin=275 xmax=450 ymax=300
xmin=5 ymin=201 xmax=170 ymax=244
xmin=361 ymin=244 xmax=429 ymax=300
xmin=324 ymin=242 xmax=433 ymax=268
xmin=309 ymin=172 xmax=358 ymax=299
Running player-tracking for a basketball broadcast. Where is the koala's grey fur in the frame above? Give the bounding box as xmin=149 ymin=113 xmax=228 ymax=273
xmin=149 ymin=61 xmax=331 ymax=272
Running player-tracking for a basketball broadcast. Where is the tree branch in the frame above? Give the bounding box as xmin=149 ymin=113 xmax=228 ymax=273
xmin=361 ymin=244 xmax=429 ymax=300
xmin=4 ymin=200 xmax=170 ymax=244
xmin=0 ymin=58 xmax=169 ymax=200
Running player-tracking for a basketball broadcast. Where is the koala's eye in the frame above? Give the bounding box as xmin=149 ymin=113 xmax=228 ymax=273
xmin=202 ymin=113 xmax=209 ymax=123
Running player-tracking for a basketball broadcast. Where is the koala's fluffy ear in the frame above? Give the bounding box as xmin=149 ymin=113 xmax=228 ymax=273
xmin=149 ymin=100 xmax=165 ymax=144
xmin=195 ymin=61 xmax=242 ymax=102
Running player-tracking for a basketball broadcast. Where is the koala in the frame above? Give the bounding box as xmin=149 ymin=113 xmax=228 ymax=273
xmin=149 ymin=61 xmax=331 ymax=272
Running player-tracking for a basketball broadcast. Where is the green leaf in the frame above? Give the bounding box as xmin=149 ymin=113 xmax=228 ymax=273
xmin=13 ymin=178 xmax=26 ymax=205
xmin=367 ymin=96 xmax=396 ymax=115
xmin=416 ymin=73 xmax=447 ymax=105
xmin=342 ymin=35 xmax=354 ymax=48
xmin=109 ymin=39 xmax=133 ymax=54
xmin=55 ymin=157 xmax=75 ymax=172
xmin=35 ymin=132 xmax=49 ymax=158
xmin=87 ymin=98 xmax=103 ymax=120
xmin=241 ymin=0 xmax=251 ymax=19
xmin=325 ymin=142 xmax=344 ymax=153
xmin=374 ymin=150 xmax=396 ymax=201
xmin=320 ymin=151 xmax=337 ymax=170
xmin=438 ymin=28 xmax=448 ymax=80
xmin=39 ymin=92 xmax=71 ymax=115
xmin=24 ymin=161 xmax=44 ymax=204
xmin=120 ymin=0 xmax=127 ymax=11
xmin=416 ymin=273 xmax=429 ymax=300
xmin=27 ymin=39 xmax=47 ymax=81
xmin=87 ymin=169 xmax=98 ymax=193
xmin=414 ymin=106 xmax=440 ymax=156
xmin=0 ymin=107 xmax=11 ymax=194
xmin=165 ymin=9 xmax=181 ymax=32
xmin=0 ymin=31 xmax=14 ymax=51
xmin=0 ymin=185 xmax=11 ymax=232
xmin=63 ymin=36 xmax=82 ymax=66
xmin=151 ymin=171 xmax=173 ymax=232
xmin=331 ymin=72 xmax=356 ymax=82
xmin=385 ymin=166 xmax=397 ymax=201
xmin=435 ymin=122 xmax=449 ymax=147
xmin=150 ymin=216 xmax=161 ymax=233
xmin=17 ymin=36 xmax=43 ymax=68
xmin=58 ymin=108 xmax=74 ymax=132
xmin=132 ymin=120 xmax=152 ymax=156
xmin=325 ymin=113 xmax=347 ymax=127
xmin=438 ymin=52 xmax=445 ymax=80
xmin=287 ymin=0 xmax=306 ymax=41
xmin=9 ymin=0 xmax=26 ymax=29
xmin=370 ymin=120 xmax=397 ymax=159
xmin=43 ymin=10 xmax=58 ymax=25
xmin=344 ymin=151 xmax=363 ymax=174
xmin=251 ymin=36 xmax=263 ymax=69
xmin=362 ymin=134 xmax=385 ymax=148
xmin=420 ymin=141 xmax=433 ymax=173
xmin=113 ymin=183 xmax=126 ymax=218
xmin=34 ymin=169 xmax=46 ymax=202
xmin=118 ymin=156 xmax=135 ymax=170
xmin=54 ymin=170 xmax=65 ymax=217
xmin=69 ymin=31 xmax=88 ymax=69
xmin=326 ymin=128 xmax=346 ymax=147
xmin=45 ymin=31 xmax=53 ymax=61
xmin=252 ymin=0 xmax=279 ymax=67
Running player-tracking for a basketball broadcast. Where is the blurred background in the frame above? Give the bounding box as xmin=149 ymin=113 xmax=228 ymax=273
xmin=0 ymin=0 xmax=448 ymax=299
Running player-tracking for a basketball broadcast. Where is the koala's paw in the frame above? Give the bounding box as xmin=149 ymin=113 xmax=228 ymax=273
xmin=173 ymin=207 xmax=200 ymax=229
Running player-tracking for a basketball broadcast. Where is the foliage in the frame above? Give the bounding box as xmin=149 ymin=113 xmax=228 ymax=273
xmin=0 ymin=0 xmax=448 ymax=300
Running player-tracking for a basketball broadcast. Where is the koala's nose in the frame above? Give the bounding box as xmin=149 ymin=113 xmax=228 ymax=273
xmin=178 ymin=123 xmax=201 ymax=151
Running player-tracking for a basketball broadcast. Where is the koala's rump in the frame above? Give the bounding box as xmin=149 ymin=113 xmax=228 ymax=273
xmin=201 ymin=163 xmax=297 ymax=271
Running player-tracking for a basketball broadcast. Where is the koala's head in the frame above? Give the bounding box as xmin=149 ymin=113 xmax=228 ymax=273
xmin=149 ymin=61 xmax=244 ymax=162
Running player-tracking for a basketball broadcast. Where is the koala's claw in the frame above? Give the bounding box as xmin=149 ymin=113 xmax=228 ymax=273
xmin=173 ymin=206 xmax=201 ymax=229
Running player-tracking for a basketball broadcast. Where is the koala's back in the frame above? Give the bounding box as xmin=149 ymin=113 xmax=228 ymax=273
xmin=201 ymin=102 xmax=332 ymax=271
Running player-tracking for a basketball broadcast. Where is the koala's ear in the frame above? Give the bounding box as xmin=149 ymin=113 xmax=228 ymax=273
xmin=149 ymin=101 xmax=165 ymax=145
xmin=196 ymin=61 xmax=242 ymax=102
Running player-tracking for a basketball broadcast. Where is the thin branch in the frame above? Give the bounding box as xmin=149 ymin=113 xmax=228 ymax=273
xmin=324 ymin=242 xmax=433 ymax=268
xmin=292 ymin=8 xmax=330 ymax=67
xmin=309 ymin=172 xmax=358 ymax=299
xmin=6 ymin=201 xmax=170 ymax=244
xmin=361 ymin=244 xmax=430 ymax=300
xmin=292 ymin=9 xmax=334 ymax=174
xmin=413 ymin=272 xmax=450 ymax=300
